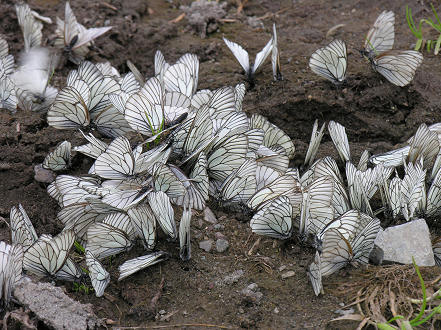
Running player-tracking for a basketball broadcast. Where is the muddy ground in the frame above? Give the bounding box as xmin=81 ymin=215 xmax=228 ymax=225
xmin=1 ymin=0 xmax=441 ymax=328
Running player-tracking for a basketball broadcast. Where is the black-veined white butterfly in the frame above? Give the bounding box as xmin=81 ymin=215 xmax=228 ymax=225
xmin=432 ymin=237 xmax=441 ymax=266
xmin=307 ymin=251 xmax=323 ymax=296
xmin=179 ymin=205 xmax=192 ymax=261
xmin=309 ymin=39 xmax=347 ymax=84
xmin=272 ymin=23 xmax=283 ymax=81
xmin=328 ymin=121 xmax=350 ymax=163
xmin=10 ymin=204 xmax=38 ymax=250
xmin=86 ymin=222 xmax=132 ymax=260
xmin=16 ymin=3 xmax=43 ymax=52
xmin=250 ymin=195 xmax=293 ymax=239
xmin=23 ymin=229 xmax=75 ymax=277
xmin=127 ymin=204 xmax=156 ymax=250
xmin=223 ymin=36 xmax=273 ymax=83
xmin=54 ymin=2 xmax=112 ymax=64
xmin=85 ymin=250 xmax=110 ymax=297
xmin=0 ymin=77 xmax=17 ymax=112
xmin=362 ymin=11 xmax=423 ymax=86
xmin=118 ymin=251 xmax=168 ymax=281
xmin=42 ymin=141 xmax=72 ymax=171
xmin=304 ymin=120 xmax=325 ymax=168
xmin=0 ymin=242 xmax=23 ymax=307
xmin=148 ymin=191 xmax=177 ymax=240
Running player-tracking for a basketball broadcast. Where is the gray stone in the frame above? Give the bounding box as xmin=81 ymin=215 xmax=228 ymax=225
xmin=220 ymin=270 xmax=244 ymax=285
xmin=374 ymin=219 xmax=435 ymax=266
xmin=281 ymin=271 xmax=295 ymax=279
xmin=369 ymin=245 xmax=384 ymax=265
xmin=241 ymin=283 xmax=263 ymax=303
xmin=215 ymin=239 xmax=229 ymax=253
xmin=199 ymin=239 xmax=213 ymax=252
xmin=180 ymin=0 xmax=226 ymax=38
xmin=204 ymin=207 xmax=217 ymax=224
xmin=13 ymin=278 xmax=101 ymax=330
xmin=34 ymin=164 xmax=56 ymax=183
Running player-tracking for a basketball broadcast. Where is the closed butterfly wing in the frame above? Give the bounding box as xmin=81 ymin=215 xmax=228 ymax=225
xmin=73 ymin=131 xmax=108 ymax=159
xmin=320 ymin=229 xmax=353 ymax=277
xmin=309 ymin=39 xmax=347 ymax=84
xmin=370 ymin=145 xmax=410 ymax=167
xmin=364 ymin=11 xmax=395 ymax=56
xmin=328 ymin=121 xmax=350 ymax=163
xmin=271 ymin=23 xmax=283 ymax=81
xmin=127 ymin=205 xmax=156 ymax=250
xmin=118 ymin=251 xmax=168 ymax=281
xmin=42 ymin=141 xmax=71 ymax=171
xmin=86 ymin=223 xmax=132 ymax=260
xmin=304 ymin=120 xmax=325 ymax=167
xmin=0 ymin=77 xmax=17 ymax=112
xmin=223 ymin=37 xmax=250 ymax=75
xmin=179 ymin=206 xmax=192 ymax=261
xmin=252 ymin=37 xmax=273 ymax=75
xmin=85 ymin=250 xmax=110 ymax=297
xmin=250 ymin=195 xmax=293 ymax=239
xmin=190 ymin=152 xmax=209 ymax=202
xmin=308 ymin=251 xmax=323 ymax=296
xmin=148 ymin=191 xmax=176 ymax=239
xmin=10 ymin=204 xmax=38 ymax=249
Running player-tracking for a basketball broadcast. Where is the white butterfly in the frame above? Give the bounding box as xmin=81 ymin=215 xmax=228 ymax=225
xmin=250 ymin=195 xmax=293 ymax=239
xmin=11 ymin=47 xmax=58 ymax=112
xmin=169 ymin=164 xmax=206 ymax=211
xmin=307 ymin=251 xmax=323 ymax=296
xmin=0 ymin=77 xmax=17 ymax=112
xmin=23 ymin=229 xmax=75 ymax=277
xmin=271 ymin=23 xmax=283 ymax=81
xmin=319 ymin=216 xmax=380 ymax=277
xmin=223 ymin=36 xmax=273 ymax=82
xmin=85 ymin=250 xmax=110 ymax=297
xmin=10 ymin=204 xmax=38 ymax=250
xmin=127 ymin=205 xmax=156 ymax=250
xmin=328 ymin=121 xmax=350 ymax=163
xmin=433 ymin=237 xmax=441 ymax=266
xmin=73 ymin=131 xmax=108 ymax=159
xmin=86 ymin=222 xmax=132 ymax=260
xmin=179 ymin=205 xmax=192 ymax=261
xmin=118 ymin=251 xmax=168 ymax=281
xmin=54 ymin=2 xmax=112 ymax=64
xmin=148 ymin=191 xmax=177 ymax=240
xmin=42 ymin=141 xmax=72 ymax=171
xmin=304 ymin=120 xmax=325 ymax=168
xmin=0 ymin=242 xmax=24 ymax=307
xmin=363 ymin=11 xmax=423 ymax=86
xmin=16 ymin=3 xmax=43 ymax=52
xmin=309 ymin=39 xmax=347 ymax=84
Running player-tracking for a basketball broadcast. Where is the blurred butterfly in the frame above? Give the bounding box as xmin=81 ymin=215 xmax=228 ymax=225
xmin=223 ymin=36 xmax=273 ymax=84
xmin=54 ymin=2 xmax=112 ymax=64
xmin=362 ymin=11 xmax=423 ymax=86
xmin=42 ymin=141 xmax=72 ymax=171
xmin=16 ymin=3 xmax=43 ymax=52
xmin=11 ymin=47 xmax=58 ymax=112
xmin=118 ymin=251 xmax=168 ymax=281
xmin=309 ymin=39 xmax=347 ymax=84
xmin=0 ymin=242 xmax=24 ymax=307
xmin=85 ymin=250 xmax=110 ymax=297
xmin=271 ymin=23 xmax=283 ymax=81
xmin=0 ymin=77 xmax=17 ymax=112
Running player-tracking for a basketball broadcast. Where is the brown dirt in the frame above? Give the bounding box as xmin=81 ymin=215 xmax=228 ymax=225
xmin=1 ymin=0 xmax=441 ymax=328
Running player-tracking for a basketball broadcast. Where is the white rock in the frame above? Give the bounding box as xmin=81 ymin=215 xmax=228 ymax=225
xmin=374 ymin=219 xmax=435 ymax=266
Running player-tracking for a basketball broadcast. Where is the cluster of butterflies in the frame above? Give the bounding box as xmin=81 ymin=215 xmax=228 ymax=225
xmin=309 ymin=11 xmax=424 ymax=87
xmin=301 ymin=120 xmax=441 ymax=295
xmin=0 ymin=2 xmax=112 ymax=113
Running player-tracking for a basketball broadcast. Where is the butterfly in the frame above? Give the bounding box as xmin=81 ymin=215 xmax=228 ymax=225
xmin=16 ymin=3 xmax=43 ymax=52
xmin=118 ymin=251 xmax=168 ymax=281
xmin=328 ymin=121 xmax=351 ymax=163
xmin=11 ymin=47 xmax=58 ymax=112
xmin=223 ymin=36 xmax=273 ymax=83
xmin=54 ymin=2 xmax=112 ymax=64
xmin=0 ymin=77 xmax=18 ymax=112
xmin=179 ymin=205 xmax=192 ymax=261
xmin=304 ymin=120 xmax=325 ymax=168
xmin=10 ymin=204 xmax=38 ymax=250
xmin=127 ymin=205 xmax=157 ymax=250
xmin=85 ymin=250 xmax=110 ymax=297
xmin=309 ymin=39 xmax=347 ymax=84
xmin=0 ymin=242 xmax=24 ymax=307
xmin=42 ymin=141 xmax=72 ymax=171
xmin=250 ymin=195 xmax=293 ymax=239
xmin=86 ymin=222 xmax=133 ymax=260
xmin=23 ymin=229 xmax=75 ymax=277
xmin=271 ymin=23 xmax=283 ymax=81
xmin=362 ymin=11 xmax=423 ymax=86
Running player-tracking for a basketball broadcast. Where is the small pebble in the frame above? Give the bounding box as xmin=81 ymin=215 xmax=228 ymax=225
xmin=216 ymin=239 xmax=229 ymax=252
xmin=278 ymin=265 xmax=287 ymax=272
xmin=204 ymin=207 xmax=217 ymax=224
xmin=34 ymin=164 xmax=56 ymax=183
xmin=215 ymin=232 xmax=225 ymax=239
xmin=274 ymin=307 xmax=279 ymax=314
xmin=159 ymin=310 xmax=166 ymax=315
xmin=199 ymin=239 xmax=213 ymax=252
xmin=213 ymin=223 xmax=224 ymax=230
xmin=281 ymin=271 xmax=295 ymax=279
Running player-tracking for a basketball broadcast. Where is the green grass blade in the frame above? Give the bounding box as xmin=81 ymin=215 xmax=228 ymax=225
xmin=410 ymin=257 xmax=427 ymax=325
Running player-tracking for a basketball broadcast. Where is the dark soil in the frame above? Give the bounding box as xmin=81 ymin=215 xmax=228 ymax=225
xmin=1 ymin=0 xmax=441 ymax=328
